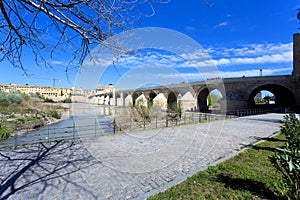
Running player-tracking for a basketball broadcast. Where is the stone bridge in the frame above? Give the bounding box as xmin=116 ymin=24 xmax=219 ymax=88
xmin=88 ymin=34 xmax=300 ymax=113
xmin=89 ymin=75 xmax=300 ymax=113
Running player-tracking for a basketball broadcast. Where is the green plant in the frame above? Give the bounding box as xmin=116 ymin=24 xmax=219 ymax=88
xmin=173 ymin=102 xmax=182 ymax=119
xmin=207 ymin=94 xmax=222 ymax=109
xmin=0 ymin=121 xmax=14 ymax=139
xmin=149 ymin=134 xmax=286 ymax=200
xmin=44 ymin=98 xmax=54 ymax=103
xmin=48 ymin=110 xmax=61 ymax=119
xmin=269 ymin=115 xmax=300 ymax=200
xmin=62 ymin=97 xmax=72 ymax=103
xmin=0 ymin=91 xmax=23 ymax=107
xmin=0 ymin=132 xmax=10 ymax=139
xmin=135 ymin=98 xmax=150 ymax=120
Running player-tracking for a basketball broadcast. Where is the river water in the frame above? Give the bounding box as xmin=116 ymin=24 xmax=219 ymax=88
xmin=0 ymin=103 xmax=114 ymax=148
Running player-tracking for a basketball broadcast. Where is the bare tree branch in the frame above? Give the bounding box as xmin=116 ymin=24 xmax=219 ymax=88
xmin=0 ymin=0 xmax=169 ymax=75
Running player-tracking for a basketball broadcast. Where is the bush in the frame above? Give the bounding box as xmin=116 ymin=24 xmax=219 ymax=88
xmin=44 ymin=98 xmax=54 ymax=103
xmin=173 ymin=102 xmax=182 ymax=119
xmin=62 ymin=97 xmax=72 ymax=103
xmin=269 ymin=115 xmax=300 ymax=200
xmin=0 ymin=122 xmax=13 ymax=139
xmin=135 ymin=98 xmax=150 ymax=120
xmin=48 ymin=110 xmax=61 ymax=119
xmin=0 ymin=91 xmax=23 ymax=106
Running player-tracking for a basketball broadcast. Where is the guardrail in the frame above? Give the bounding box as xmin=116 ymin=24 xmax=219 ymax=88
xmin=0 ymin=108 xmax=280 ymax=148
xmin=0 ymin=116 xmax=113 ymax=148
xmin=226 ymin=108 xmax=276 ymax=117
xmin=112 ymin=112 xmax=231 ymax=133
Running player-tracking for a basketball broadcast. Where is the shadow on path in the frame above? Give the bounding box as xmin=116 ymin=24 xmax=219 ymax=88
xmin=0 ymin=140 xmax=99 ymax=199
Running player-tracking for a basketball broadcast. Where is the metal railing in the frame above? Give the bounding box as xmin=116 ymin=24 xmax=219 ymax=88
xmin=0 ymin=116 xmax=113 ymax=148
xmin=112 ymin=112 xmax=231 ymax=133
xmin=226 ymin=108 xmax=276 ymax=117
xmin=0 ymin=108 xmax=280 ymax=148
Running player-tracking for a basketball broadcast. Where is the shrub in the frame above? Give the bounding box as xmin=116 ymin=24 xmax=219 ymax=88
xmin=0 ymin=91 xmax=23 ymax=106
xmin=269 ymin=115 xmax=300 ymax=200
xmin=173 ymin=102 xmax=182 ymax=119
xmin=135 ymin=98 xmax=150 ymax=120
xmin=44 ymin=98 xmax=54 ymax=103
xmin=48 ymin=110 xmax=61 ymax=119
xmin=62 ymin=97 xmax=72 ymax=103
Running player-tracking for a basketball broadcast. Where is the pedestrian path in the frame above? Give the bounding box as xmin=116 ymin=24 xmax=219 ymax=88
xmin=0 ymin=114 xmax=285 ymax=200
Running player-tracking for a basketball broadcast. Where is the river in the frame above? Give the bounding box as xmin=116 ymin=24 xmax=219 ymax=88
xmin=0 ymin=103 xmax=114 ymax=148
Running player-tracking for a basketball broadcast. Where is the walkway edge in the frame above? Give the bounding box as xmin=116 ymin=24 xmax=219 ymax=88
xmin=134 ymin=131 xmax=280 ymax=200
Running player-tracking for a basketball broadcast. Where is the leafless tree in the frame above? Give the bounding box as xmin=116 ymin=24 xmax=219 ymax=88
xmin=0 ymin=0 xmax=170 ymax=74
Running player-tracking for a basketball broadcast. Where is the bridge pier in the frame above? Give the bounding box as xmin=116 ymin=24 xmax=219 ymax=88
xmin=179 ymin=92 xmax=197 ymax=111
xmin=225 ymin=100 xmax=250 ymax=111
xmin=124 ymin=95 xmax=133 ymax=106
xmin=152 ymin=93 xmax=167 ymax=110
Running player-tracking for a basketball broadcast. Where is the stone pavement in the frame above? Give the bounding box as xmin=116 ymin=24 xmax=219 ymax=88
xmin=0 ymin=114 xmax=285 ymax=200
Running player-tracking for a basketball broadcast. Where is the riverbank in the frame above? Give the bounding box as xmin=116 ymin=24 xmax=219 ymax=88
xmin=0 ymin=102 xmax=71 ymax=139
xmin=12 ymin=111 xmax=70 ymax=137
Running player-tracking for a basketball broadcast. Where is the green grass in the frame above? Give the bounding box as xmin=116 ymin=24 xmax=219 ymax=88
xmin=149 ymin=134 xmax=286 ymax=200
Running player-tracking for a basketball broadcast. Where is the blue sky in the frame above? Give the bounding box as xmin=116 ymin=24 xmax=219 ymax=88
xmin=0 ymin=0 xmax=299 ymax=89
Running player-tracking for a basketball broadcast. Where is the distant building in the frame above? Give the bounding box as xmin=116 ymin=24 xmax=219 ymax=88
xmin=0 ymin=84 xmax=72 ymax=98
xmin=0 ymin=83 xmax=117 ymax=103
xmin=95 ymin=83 xmax=118 ymax=95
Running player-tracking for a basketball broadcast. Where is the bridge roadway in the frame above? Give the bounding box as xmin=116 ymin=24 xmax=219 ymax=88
xmin=0 ymin=114 xmax=285 ymax=199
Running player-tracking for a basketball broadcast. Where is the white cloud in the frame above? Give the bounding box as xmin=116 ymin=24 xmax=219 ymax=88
xmin=213 ymin=51 xmax=292 ymax=66
xmin=185 ymin=26 xmax=196 ymax=32
xmin=155 ymin=67 xmax=292 ymax=81
xmin=213 ymin=21 xmax=229 ymax=28
xmin=219 ymin=67 xmax=291 ymax=78
xmin=206 ymin=43 xmax=292 ymax=57
xmin=87 ymin=42 xmax=293 ymax=72
xmin=49 ymin=60 xmax=63 ymax=65
xmin=182 ymin=42 xmax=293 ymax=67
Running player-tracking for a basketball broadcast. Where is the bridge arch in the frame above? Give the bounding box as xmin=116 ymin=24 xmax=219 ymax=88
xmin=167 ymin=92 xmax=177 ymax=111
xmin=147 ymin=91 xmax=157 ymax=107
xmin=197 ymin=86 xmax=224 ymax=112
xmin=132 ymin=92 xmax=140 ymax=107
xmin=249 ymin=84 xmax=295 ymax=111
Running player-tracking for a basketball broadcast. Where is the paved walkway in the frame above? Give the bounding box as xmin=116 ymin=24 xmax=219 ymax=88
xmin=0 ymin=114 xmax=285 ymax=200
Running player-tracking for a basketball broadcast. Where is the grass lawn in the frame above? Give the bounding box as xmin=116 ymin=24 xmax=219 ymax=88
xmin=149 ymin=133 xmax=286 ymax=200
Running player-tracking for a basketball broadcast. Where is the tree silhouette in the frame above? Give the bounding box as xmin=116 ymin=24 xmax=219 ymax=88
xmin=0 ymin=0 xmax=169 ymax=73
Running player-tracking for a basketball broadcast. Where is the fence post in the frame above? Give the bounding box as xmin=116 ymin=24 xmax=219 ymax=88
xmin=14 ymin=122 xmax=18 ymax=148
xmin=73 ymin=119 xmax=75 ymax=139
xmin=95 ymin=118 xmax=97 ymax=136
xmin=48 ymin=125 xmax=50 ymax=142
xmin=130 ymin=115 xmax=132 ymax=131
xmin=14 ymin=121 xmax=18 ymax=132
xmin=113 ymin=118 xmax=116 ymax=134
xmin=166 ymin=113 xmax=168 ymax=127
xmin=184 ymin=112 xmax=186 ymax=124
xmin=143 ymin=117 xmax=146 ymax=130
